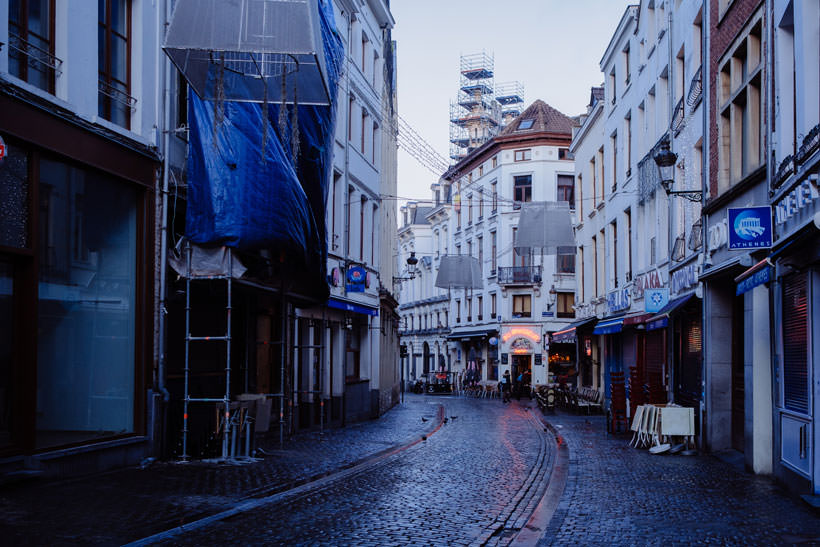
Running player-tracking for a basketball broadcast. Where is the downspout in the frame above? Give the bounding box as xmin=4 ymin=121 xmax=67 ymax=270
xmin=340 ymin=8 xmax=354 ymax=427
xmin=699 ymin=0 xmax=711 ymax=451
xmin=157 ymin=0 xmax=172 ymax=404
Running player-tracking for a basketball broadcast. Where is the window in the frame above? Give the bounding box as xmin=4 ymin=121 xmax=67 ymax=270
xmin=514 ymin=149 xmax=532 ymax=162
xmin=625 ymin=209 xmax=633 ymax=279
xmin=361 ymin=110 xmax=368 ymax=153
xmin=512 ymin=295 xmax=531 ymax=318
xmin=589 ymin=157 xmax=597 ymax=206
xmin=9 ymin=0 xmax=56 ymax=93
xmin=558 ymin=253 xmax=575 ymax=274
xmin=36 ymin=156 xmax=140 ymax=448
xmin=491 ymin=181 xmax=498 ymax=212
xmin=360 ymin=196 xmax=366 ymax=260
xmin=611 ymin=132 xmax=618 ymax=191
xmin=477 ymin=296 xmax=483 ymax=320
xmin=576 ymin=174 xmax=584 ymax=217
xmin=558 ymin=148 xmax=571 ymax=160
xmin=348 ymin=97 xmax=354 ymax=141
xmin=479 ymin=165 xmax=484 ymax=177
xmin=456 ymin=199 xmax=461 ymax=229
xmin=467 ymin=194 xmax=473 ymax=224
xmin=611 ymin=220 xmax=619 ymax=288
xmin=345 ymin=326 xmax=360 ymax=380
xmin=491 ymin=293 xmax=497 ymax=318
xmin=466 ymin=297 xmax=472 ymax=321
xmin=361 ymin=32 xmax=368 ymax=71
xmin=557 ymin=175 xmax=574 ymax=209
xmin=625 ymin=115 xmax=632 ymax=177
xmin=372 ymin=123 xmax=378 ymax=163
xmin=597 ymin=147 xmax=605 ymax=203
xmin=490 ymin=231 xmax=497 ymax=272
xmin=609 ymin=67 xmax=616 ymax=104
xmin=330 ymin=172 xmax=340 ymax=249
xmin=592 ymin=235 xmax=599 ymax=296
xmin=717 ymin=18 xmax=763 ymax=192
xmin=98 ymin=0 xmax=132 ymax=128
xmin=492 ymin=156 xmax=498 ymax=168
xmin=513 ymin=175 xmax=532 ymax=205
xmin=478 ymin=189 xmax=484 ymax=219
xmin=477 ymin=236 xmax=483 ymax=277
xmin=371 ymin=204 xmax=377 ymax=265
xmin=579 ymin=246 xmax=585 ymax=302
xmin=176 ymin=71 xmax=188 ymax=132
xmin=518 ymin=119 xmax=535 ymax=130
xmin=346 ymin=186 xmax=353 ymax=254
xmin=557 ymin=293 xmax=575 ymax=318
xmin=455 ymin=300 xmax=461 ymax=323
xmin=623 ymin=44 xmax=631 ymax=85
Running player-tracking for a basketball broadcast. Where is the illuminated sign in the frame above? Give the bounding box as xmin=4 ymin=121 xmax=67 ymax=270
xmin=501 ymin=327 xmax=540 ymax=343
xmin=510 ymin=338 xmax=534 ymax=354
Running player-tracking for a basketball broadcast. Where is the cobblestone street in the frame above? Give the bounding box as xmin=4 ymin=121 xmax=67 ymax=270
xmin=1 ymin=395 xmax=819 ymax=545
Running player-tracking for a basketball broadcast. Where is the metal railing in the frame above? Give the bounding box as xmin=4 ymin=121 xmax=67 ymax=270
xmin=497 ymin=265 xmax=542 ymax=285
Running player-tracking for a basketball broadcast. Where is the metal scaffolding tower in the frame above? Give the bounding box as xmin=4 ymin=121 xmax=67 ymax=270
xmin=449 ymin=51 xmax=500 ymax=162
xmin=495 ymin=81 xmax=525 ymax=128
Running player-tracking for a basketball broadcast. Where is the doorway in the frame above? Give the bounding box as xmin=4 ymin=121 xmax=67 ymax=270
xmin=511 ymin=354 xmax=532 ymax=398
xmin=731 ymin=294 xmax=745 ymax=452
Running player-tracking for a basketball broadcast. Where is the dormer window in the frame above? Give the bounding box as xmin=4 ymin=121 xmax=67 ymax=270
xmin=518 ymin=119 xmax=535 ymax=130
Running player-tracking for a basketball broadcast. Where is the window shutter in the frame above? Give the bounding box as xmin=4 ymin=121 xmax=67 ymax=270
xmin=782 ymin=273 xmax=809 ymax=414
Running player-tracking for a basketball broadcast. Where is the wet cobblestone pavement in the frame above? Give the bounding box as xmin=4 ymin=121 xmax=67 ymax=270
xmin=1 ymin=395 xmax=819 ymax=546
xmin=535 ymin=411 xmax=820 ymax=546
xmin=156 ymin=397 xmax=549 ymax=546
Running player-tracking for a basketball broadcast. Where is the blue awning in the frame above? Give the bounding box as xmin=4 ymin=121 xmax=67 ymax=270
xmin=736 ymin=266 xmax=772 ymax=295
xmin=645 ymin=317 xmax=668 ymax=331
xmin=592 ymin=317 xmax=624 ymax=335
xmin=327 ymin=297 xmax=378 ymax=316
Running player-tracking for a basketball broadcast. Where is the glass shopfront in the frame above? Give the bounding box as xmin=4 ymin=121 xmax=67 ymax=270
xmin=0 ymin=138 xmax=144 ymax=453
xmin=36 ymin=159 xmax=138 ymax=447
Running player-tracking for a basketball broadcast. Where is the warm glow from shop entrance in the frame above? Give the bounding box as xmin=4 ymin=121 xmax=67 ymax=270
xmin=502 ymin=327 xmax=540 ymax=343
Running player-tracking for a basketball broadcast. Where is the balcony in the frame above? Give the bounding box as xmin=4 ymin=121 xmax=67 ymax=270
xmin=497 ymin=265 xmax=542 ymax=285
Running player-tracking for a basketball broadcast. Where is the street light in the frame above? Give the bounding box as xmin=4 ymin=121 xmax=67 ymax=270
xmin=547 ymin=285 xmax=557 ymax=309
xmin=653 ymin=136 xmax=703 ymax=202
xmin=393 ymin=251 xmax=419 ymax=284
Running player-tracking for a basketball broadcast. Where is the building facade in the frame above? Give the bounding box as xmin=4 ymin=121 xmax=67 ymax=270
xmin=0 ymin=0 xmax=162 ymax=474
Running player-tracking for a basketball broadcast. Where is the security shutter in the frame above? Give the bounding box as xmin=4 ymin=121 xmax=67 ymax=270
xmin=782 ymin=273 xmax=809 ymax=415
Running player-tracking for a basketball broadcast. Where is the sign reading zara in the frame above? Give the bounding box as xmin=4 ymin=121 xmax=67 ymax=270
xmin=728 ymin=206 xmax=772 ymax=250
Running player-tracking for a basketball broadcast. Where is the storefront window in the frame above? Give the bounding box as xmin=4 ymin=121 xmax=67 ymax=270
xmin=782 ymin=272 xmax=809 ymax=415
xmin=0 ymin=144 xmax=30 ymax=248
xmin=0 ymin=260 xmax=13 ymax=447
xmin=36 ymin=158 xmax=137 ymax=448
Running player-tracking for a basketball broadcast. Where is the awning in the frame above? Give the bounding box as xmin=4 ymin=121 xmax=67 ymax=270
xmin=645 ymin=293 xmax=698 ymax=329
xmin=327 ymin=297 xmax=379 ymax=316
xmin=623 ymin=312 xmax=654 ymax=326
xmin=551 ymin=317 xmax=597 ymax=343
xmin=735 ymin=261 xmax=773 ymax=295
xmin=446 ymin=327 xmax=498 ymax=341
xmin=592 ymin=317 xmax=624 ymax=335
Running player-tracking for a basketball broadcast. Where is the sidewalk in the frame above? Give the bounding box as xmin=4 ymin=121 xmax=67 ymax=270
xmin=0 ymin=396 xmax=442 ymax=546
xmin=534 ymin=410 xmax=820 ymax=546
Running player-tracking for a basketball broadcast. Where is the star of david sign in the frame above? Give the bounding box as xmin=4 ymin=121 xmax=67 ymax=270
xmin=651 ymin=292 xmax=664 ymax=306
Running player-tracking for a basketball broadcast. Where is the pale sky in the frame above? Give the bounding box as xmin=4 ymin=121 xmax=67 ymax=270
xmin=390 ymin=0 xmax=635 ymax=204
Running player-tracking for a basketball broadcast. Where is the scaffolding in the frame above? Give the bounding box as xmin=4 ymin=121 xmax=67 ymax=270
xmin=495 ymin=81 xmax=525 ymax=128
xmin=449 ymin=51 xmax=500 ymax=161
xmin=177 ymin=243 xmax=326 ymax=462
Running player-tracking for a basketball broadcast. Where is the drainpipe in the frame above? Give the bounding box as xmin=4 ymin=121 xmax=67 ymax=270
xmin=157 ymin=0 xmax=172 ymax=404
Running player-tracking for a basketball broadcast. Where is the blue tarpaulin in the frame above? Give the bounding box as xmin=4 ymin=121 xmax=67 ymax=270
xmin=185 ymin=0 xmax=344 ymax=299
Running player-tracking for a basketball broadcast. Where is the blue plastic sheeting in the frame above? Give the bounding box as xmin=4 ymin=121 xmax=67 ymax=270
xmin=185 ymin=0 xmax=344 ymax=300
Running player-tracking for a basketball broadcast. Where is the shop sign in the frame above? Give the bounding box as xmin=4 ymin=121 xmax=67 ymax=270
xmin=728 ymin=206 xmax=773 ymax=249
xmin=631 ymin=269 xmax=664 ymax=300
xmin=584 ymin=337 xmax=591 ymax=356
xmin=0 ymin=134 xmax=6 ymax=163
xmin=329 ymin=267 xmax=341 ymax=287
xmin=774 ymin=174 xmax=819 ymax=234
xmin=534 ymin=354 xmax=543 ymax=366
xmin=708 ymin=218 xmax=729 ymax=252
xmin=501 ymin=326 xmax=540 ymax=343
xmin=645 ymin=288 xmax=669 ymax=313
xmin=736 ymin=267 xmax=771 ymax=296
xmin=607 ymin=288 xmax=630 ymax=314
xmin=670 ymin=263 xmax=698 ymax=296
xmin=510 ymin=338 xmax=533 ymax=354
xmin=501 ymin=353 xmax=508 ymax=364
xmin=346 ymin=266 xmax=366 ymax=292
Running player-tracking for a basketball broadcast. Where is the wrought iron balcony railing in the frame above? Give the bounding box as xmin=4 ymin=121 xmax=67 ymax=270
xmin=497 ymin=265 xmax=542 ymax=285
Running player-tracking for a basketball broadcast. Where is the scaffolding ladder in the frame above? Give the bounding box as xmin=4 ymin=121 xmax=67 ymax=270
xmin=180 ymin=242 xmax=234 ymax=460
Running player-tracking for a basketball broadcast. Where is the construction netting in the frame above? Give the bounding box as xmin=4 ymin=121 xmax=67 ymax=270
xmin=435 ymin=255 xmax=483 ymax=289
xmin=513 ymin=201 xmax=575 ymax=256
xmin=183 ymin=0 xmax=343 ymax=300
xmin=164 ymin=0 xmax=332 ymax=105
